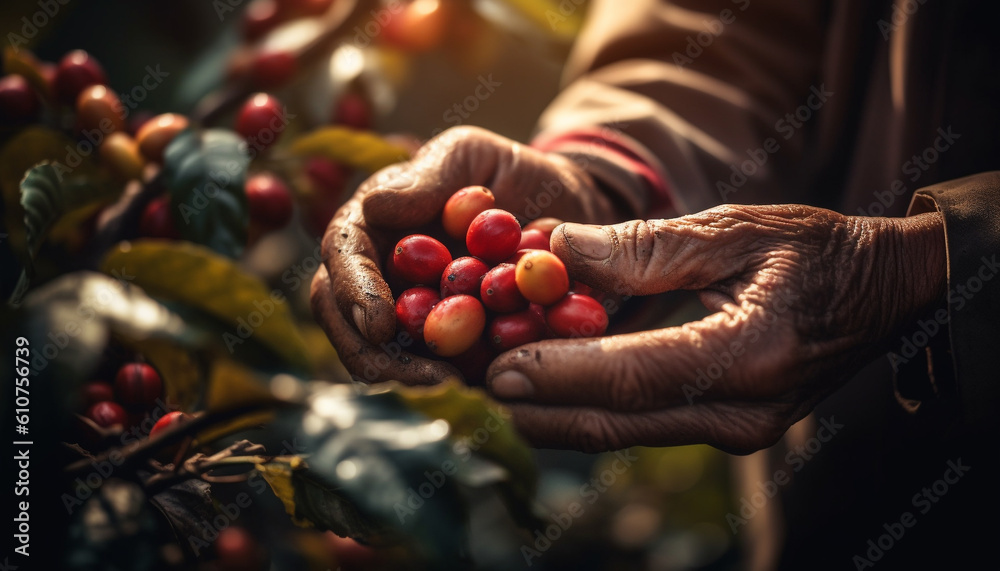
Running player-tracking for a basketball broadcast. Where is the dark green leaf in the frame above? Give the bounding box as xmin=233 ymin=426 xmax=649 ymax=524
xmin=162 ymin=129 xmax=249 ymax=259
xmin=258 ymin=384 xmax=472 ymax=567
xmin=8 ymin=163 xmax=117 ymax=304
xmin=148 ymin=479 xmax=218 ymax=562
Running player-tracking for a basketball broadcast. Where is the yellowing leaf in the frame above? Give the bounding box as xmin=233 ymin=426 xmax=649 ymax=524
xmin=290 ymin=127 xmax=410 ymax=173
xmin=256 ymin=458 xmax=311 ymax=527
xmin=101 ymin=240 xmax=311 ymax=371
xmin=496 ymin=0 xmax=585 ymax=41
xmin=204 ymin=358 xmax=278 ymax=411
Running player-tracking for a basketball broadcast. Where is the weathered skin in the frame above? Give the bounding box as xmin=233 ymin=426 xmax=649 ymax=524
xmin=311 ymin=127 xmax=946 ymax=454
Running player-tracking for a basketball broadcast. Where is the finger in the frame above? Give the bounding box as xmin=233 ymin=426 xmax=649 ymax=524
xmin=504 ymin=401 xmax=791 ymax=455
xmin=310 ymin=265 xmax=462 ymax=385
xmin=485 ymin=310 xmax=774 ymax=411
xmin=322 ymin=197 xmax=396 ymax=345
xmin=362 ymin=128 xmax=502 ymax=228
xmin=550 ymin=207 xmax=767 ymax=296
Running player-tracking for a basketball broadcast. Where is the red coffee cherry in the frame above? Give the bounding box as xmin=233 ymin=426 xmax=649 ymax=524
xmin=53 ymin=50 xmax=107 ymax=105
xmin=82 ymin=381 xmax=114 ymax=407
xmin=466 ymin=209 xmax=521 ymax=263
xmin=440 ymin=256 xmax=489 ymax=298
xmin=139 ymin=195 xmax=180 ymax=239
xmin=395 ymin=286 xmax=441 ymax=342
xmin=114 ymin=362 xmax=163 ymax=408
xmin=149 ymin=410 xmax=191 ymax=439
xmin=393 ymin=234 xmax=452 ymax=285
xmin=0 ymin=74 xmax=41 ymax=125
xmin=488 ymin=310 xmax=546 ymax=351
xmin=423 ymin=294 xmax=486 ymax=356
xmin=523 ymin=217 xmax=563 ymax=238
xmin=245 ymin=172 xmax=294 ymax=231
xmin=442 ymin=186 xmax=495 ymax=240
xmin=480 ymin=263 xmax=528 ymax=313
xmin=236 ymin=92 xmax=284 ymax=151
xmin=87 ymin=401 xmax=128 ymax=428
xmin=546 ymin=293 xmax=609 ymax=338
xmin=517 ymin=228 xmax=550 ymax=251
xmin=515 ymin=250 xmax=569 ymax=306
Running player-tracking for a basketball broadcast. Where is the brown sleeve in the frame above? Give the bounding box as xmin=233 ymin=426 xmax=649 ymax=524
xmin=903 ymin=172 xmax=1000 ymax=432
xmin=535 ymin=0 xmax=827 ymax=215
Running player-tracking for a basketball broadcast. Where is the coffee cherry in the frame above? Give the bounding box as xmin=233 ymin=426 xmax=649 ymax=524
xmin=423 ymin=294 xmax=485 ymax=356
xmin=381 ymin=0 xmax=449 ymax=53
xmin=251 ymin=50 xmax=297 ymax=88
xmin=76 ymin=84 xmax=125 ymax=135
xmin=332 ymin=91 xmax=372 ymax=130
xmin=546 ymin=293 xmax=608 ymax=338
xmin=53 ymin=50 xmax=107 ymax=105
xmin=243 ymin=0 xmax=282 ymax=41
xmin=245 ymin=173 xmax=294 ymax=231
xmin=442 ymin=186 xmax=495 ymax=239
xmin=395 ymin=286 xmax=440 ymax=342
xmin=480 ymin=263 xmax=528 ymax=313
xmin=216 ymin=527 xmax=264 ymax=571
xmin=82 ymin=381 xmax=114 ymax=407
xmin=136 ymin=113 xmax=189 ymax=163
xmin=393 ymin=234 xmax=452 ymax=285
xmin=150 ymin=410 xmax=191 ymax=439
xmin=304 ymin=157 xmax=348 ymax=196
xmin=488 ymin=310 xmax=546 ymax=351
xmin=517 ymin=229 xmax=550 ymax=251
xmin=139 ymin=195 xmax=180 ymax=239
xmin=87 ymin=401 xmax=128 ymax=428
xmin=0 ymin=75 xmax=41 ymax=126
xmin=466 ymin=208 xmax=520 ymax=263
xmin=114 ymin=363 xmax=163 ymax=408
xmin=440 ymin=256 xmax=489 ymax=298
xmin=515 ymin=250 xmax=569 ymax=305
xmin=449 ymin=337 xmax=492 ymax=385
xmin=523 ymin=217 xmax=563 ymax=237
xmin=100 ymin=132 xmax=145 ymax=181
xmin=236 ymin=92 xmax=284 ymax=151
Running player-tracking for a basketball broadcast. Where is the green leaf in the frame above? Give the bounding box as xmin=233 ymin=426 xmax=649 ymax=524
xmin=0 ymin=127 xmax=108 ymax=296
xmin=289 ymin=127 xmax=410 ymax=173
xmin=8 ymin=164 xmax=118 ymax=303
xmin=101 ymin=240 xmax=311 ymax=372
xmin=260 ymin=384 xmax=471 ymax=567
xmin=162 ymin=129 xmax=249 ymax=259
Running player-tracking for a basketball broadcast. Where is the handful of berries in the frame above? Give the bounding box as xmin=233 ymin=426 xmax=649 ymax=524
xmin=390 ymin=186 xmax=610 ymax=382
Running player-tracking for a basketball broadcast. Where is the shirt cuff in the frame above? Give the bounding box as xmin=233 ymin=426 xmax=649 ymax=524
xmin=531 ymin=128 xmax=674 ymax=218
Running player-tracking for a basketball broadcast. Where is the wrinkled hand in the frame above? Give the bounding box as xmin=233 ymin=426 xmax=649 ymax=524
xmin=485 ymin=205 xmax=946 ymax=454
xmin=311 ymin=126 xmax=620 ymax=385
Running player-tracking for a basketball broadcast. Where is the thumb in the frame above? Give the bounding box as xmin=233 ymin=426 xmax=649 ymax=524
xmin=551 ymin=217 xmax=748 ymax=295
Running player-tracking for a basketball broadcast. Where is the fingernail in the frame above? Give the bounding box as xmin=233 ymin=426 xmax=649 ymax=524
xmin=491 ymin=371 xmax=534 ymax=399
xmin=563 ymin=224 xmax=612 ymax=260
xmin=351 ymin=304 xmax=368 ymax=338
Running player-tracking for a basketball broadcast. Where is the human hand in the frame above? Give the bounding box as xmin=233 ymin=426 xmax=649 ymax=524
xmin=310 ymin=126 xmax=621 ymax=384
xmin=485 ymin=205 xmax=947 ymax=453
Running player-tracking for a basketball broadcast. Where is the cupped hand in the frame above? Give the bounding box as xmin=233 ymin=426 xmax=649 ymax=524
xmin=485 ymin=205 xmax=947 ymax=454
xmin=311 ymin=126 xmax=621 ymax=385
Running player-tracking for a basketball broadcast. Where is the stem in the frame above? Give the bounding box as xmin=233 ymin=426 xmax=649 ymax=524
xmin=63 ymin=401 xmax=293 ymax=478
